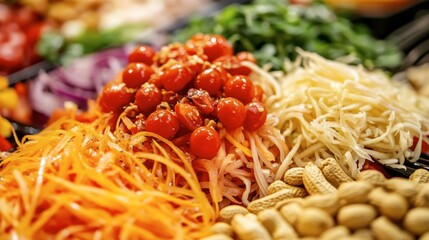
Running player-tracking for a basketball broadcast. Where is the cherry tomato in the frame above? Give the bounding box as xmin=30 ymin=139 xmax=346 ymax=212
xmin=189 ymin=34 xmax=233 ymax=62
xmin=15 ymin=7 xmax=37 ymax=29
xmin=253 ymin=85 xmax=264 ymax=102
xmin=216 ymin=97 xmax=246 ymax=129
xmin=122 ymin=62 xmax=154 ymax=89
xmin=184 ymin=40 xmax=205 ymax=56
xmin=135 ymin=83 xmax=162 ymax=114
xmin=361 ymin=160 xmax=389 ymax=178
xmin=146 ymin=109 xmax=180 ymax=139
xmin=148 ymin=73 xmax=163 ymax=88
xmin=0 ymin=27 xmax=26 ymax=69
xmin=187 ymin=88 xmax=215 ymax=115
xmin=0 ymin=135 xmax=12 ymax=151
xmin=128 ymin=45 xmax=156 ymax=65
xmin=99 ymin=83 xmax=133 ymax=113
xmin=243 ymin=101 xmax=267 ymax=131
xmin=184 ymin=54 xmax=206 ymax=74
xmin=236 ymin=51 xmax=257 ymax=64
xmin=214 ymin=55 xmax=252 ymax=76
xmin=162 ymin=90 xmax=181 ymax=106
xmin=411 ymin=136 xmax=429 ymax=154
xmin=224 ymin=75 xmax=254 ymax=104
xmin=0 ymin=5 xmax=13 ymax=24
xmin=190 ymin=126 xmax=221 ymax=159
xmin=175 ymin=103 xmax=203 ymax=131
xmin=161 ymin=63 xmax=194 ymax=92
xmin=194 ymin=68 xmax=223 ymax=96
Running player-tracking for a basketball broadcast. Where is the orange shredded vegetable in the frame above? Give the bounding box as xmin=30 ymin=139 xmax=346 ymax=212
xmin=0 ymin=115 xmax=215 ymax=239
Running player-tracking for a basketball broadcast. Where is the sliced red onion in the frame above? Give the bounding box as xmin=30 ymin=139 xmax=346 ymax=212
xmin=29 ymin=46 xmax=129 ymax=117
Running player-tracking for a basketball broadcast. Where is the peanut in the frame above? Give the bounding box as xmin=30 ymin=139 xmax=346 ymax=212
xmin=268 ymin=180 xmax=289 ymax=194
xmin=279 ymin=202 xmax=303 ymax=226
xmin=247 ymin=188 xmax=306 ymax=213
xmin=201 ymin=234 xmax=233 ymax=240
xmin=303 ymin=162 xmax=337 ymax=195
xmin=268 ymin=180 xmax=307 ymax=196
xmin=385 ymin=177 xmax=418 ymax=199
xmin=296 ymin=207 xmax=334 ymax=237
xmin=244 ymin=213 xmax=259 ymax=221
xmin=403 ymin=207 xmax=429 ymax=235
xmin=231 ymin=214 xmax=272 ymax=240
xmin=337 ymin=204 xmax=377 ymax=230
xmin=413 ymin=183 xmax=429 ymax=207
xmin=302 ymin=194 xmax=340 ymax=216
xmin=352 ymin=228 xmax=373 ymax=240
xmin=210 ymin=222 xmax=233 ymax=236
xmin=258 ymin=208 xmax=298 ymax=239
xmin=337 ymin=181 xmax=372 ymax=205
xmin=371 ymin=216 xmax=413 ymax=240
xmin=356 ymin=170 xmax=386 ymax=186
xmin=421 ymin=232 xmax=429 ymax=240
xmin=368 ymin=187 xmax=409 ymax=221
xmin=409 ymin=168 xmax=429 ymax=183
xmin=283 ymin=167 xmax=304 ymax=186
xmin=320 ymin=158 xmax=353 ymax=187
xmin=320 ymin=226 xmax=350 ymax=240
xmin=274 ymin=197 xmax=305 ymax=210
xmin=219 ymin=205 xmax=249 ymax=223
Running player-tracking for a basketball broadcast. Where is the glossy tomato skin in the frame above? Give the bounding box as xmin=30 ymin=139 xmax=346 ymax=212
xmin=0 ymin=6 xmax=47 ymax=74
xmin=213 ymin=55 xmax=252 ymax=76
xmin=128 ymin=45 xmax=156 ymax=65
xmin=161 ymin=63 xmax=194 ymax=92
xmin=189 ymin=34 xmax=233 ymax=62
xmin=216 ymin=97 xmax=246 ymax=129
xmin=99 ymin=83 xmax=133 ymax=113
xmin=187 ymin=88 xmax=215 ymax=115
xmin=194 ymin=68 xmax=223 ymax=96
xmin=243 ymin=101 xmax=267 ymax=131
xmin=253 ymin=85 xmax=264 ymax=102
xmin=175 ymin=103 xmax=203 ymax=131
xmin=122 ymin=63 xmax=154 ymax=89
xmin=190 ymin=126 xmax=221 ymax=159
xmin=411 ymin=136 xmax=429 ymax=154
xmin=224 ymin=75 xmax=254 ymax=104
xmin=148 ymin=73 xmax=163 ymax=88
xmin=0 ymin=135 xmax=12 ymax=151
xmin=146 ymin=109 xmax=180 ymax=139
xmin=362 ymin=160 xmax=389 ymax=178
xmin=135 ymin=83 xmax=162 ymax=114
xmin=184 ymin=54 xmax=205 ymax=74
xmin=0 ymin=24 xmax=26 ymax=70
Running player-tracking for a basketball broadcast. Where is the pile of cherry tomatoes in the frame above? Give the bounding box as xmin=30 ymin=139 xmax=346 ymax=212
xmin=0 ymin=4 xmax=49 ymax=75
xmin=98 ymin=34 xmax=268 ymax=159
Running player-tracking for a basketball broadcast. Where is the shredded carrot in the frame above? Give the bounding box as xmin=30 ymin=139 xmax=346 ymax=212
xmin=0 ymin=116 xmax=215 ymax=239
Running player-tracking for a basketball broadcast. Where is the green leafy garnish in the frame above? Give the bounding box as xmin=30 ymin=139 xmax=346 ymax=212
xmin=172 ymin=0 xmax=402 ymax=70
xmin=37 ymin=24 xmax=144 ymax=65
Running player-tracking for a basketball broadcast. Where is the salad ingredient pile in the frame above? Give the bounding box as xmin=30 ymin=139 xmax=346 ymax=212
xmin=174 ymin=0 xmax=402 ymax=71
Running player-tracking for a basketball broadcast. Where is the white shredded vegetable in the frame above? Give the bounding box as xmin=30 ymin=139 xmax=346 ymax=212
xmin=248 ymin=51 xmax=429 ymax=178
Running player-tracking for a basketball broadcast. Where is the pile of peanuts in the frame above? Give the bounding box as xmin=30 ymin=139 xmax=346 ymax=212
xmin=202 ymin=158 xmax=429 ymax=240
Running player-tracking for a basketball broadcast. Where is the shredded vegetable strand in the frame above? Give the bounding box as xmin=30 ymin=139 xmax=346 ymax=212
xmin=0 ymin=117 xmax=214 ymax=239
xmin=248 ymin=51 xmax=429 ymax=176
